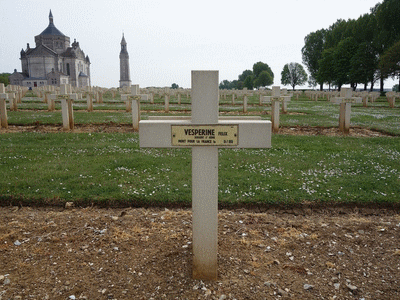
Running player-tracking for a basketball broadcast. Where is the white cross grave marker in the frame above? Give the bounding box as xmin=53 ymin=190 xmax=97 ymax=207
xmin=121 ymin=85 xmax=148 ymax=130
xmin=49 ymin=84 xmax=77 ymax=130
xmin=139 ymin=71 xmax=271 ymax=280
xmin=0 ymin=83 xmax=8 ymax=129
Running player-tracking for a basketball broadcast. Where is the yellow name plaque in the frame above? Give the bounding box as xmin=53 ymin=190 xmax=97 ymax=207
xmin=171 ymin=125 xmax=238 ymax=146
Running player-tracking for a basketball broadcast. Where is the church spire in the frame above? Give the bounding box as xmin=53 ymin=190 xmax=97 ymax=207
xmin=120 ymin=33 xmax=128 ymax=54
xmin=49 ymin=10 xmax=54 ymax=24
xmin=119 ymin=33 xmax=131 ymax=87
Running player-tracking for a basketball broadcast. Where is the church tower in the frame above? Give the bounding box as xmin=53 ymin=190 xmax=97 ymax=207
xmin=119 ymin=34 xmax=131 ymax=88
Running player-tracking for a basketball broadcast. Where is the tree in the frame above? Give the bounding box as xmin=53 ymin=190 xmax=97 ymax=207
xmin=0 ymin=73 xmax=10 ymax=86
xmin=375 ymin=0 xmax=400 ymax=48
xmin=372 ymin=0 xmax=400 ymax=91
xmin=393 ymin=84 xmax=399 ymax=92
xmin=252 ymin=62 xmax=274 ymax=88
xmin=254 ymin=70 xmax=273 ymax=88
xmin=350 ymin=42 xmax=378 ymax=90
xmin=379 ymin=40 xmax=400 ymax=87
xmin=308 ymin=76 xmax=318 ymax=89
xmin=281 ymin=63 xmax=308 ymax=90
xmin=333 ymin=37 xmax=358 ymax=90
xmin=219 ymin=80 xmax=232 ymax=90
xmin=220 ymin=62 xmax=274 ymax=91
xmin=238 ymin=70 xmax=253 ymax=82
xmin=351 ymin=13 xmax=380 ymax=90
xmin=171 ymin=83 xmax=179 ymax=89
xmin=231 ymin=80 xmax=239 ymax=90
xmin=219 ymin=80 xmax=239 ymax=90
xmin=317 ymin=48 xmax=335 ymax=90
xmin=301 ymin=29 xmax=325 ymax=90
xmin=324 ymin=19 xmax=350 ymax=49
xmin=243 ymin=75 xmax=254 ymax=90
xmin=236 ymin=70 xmax=253 ymax=90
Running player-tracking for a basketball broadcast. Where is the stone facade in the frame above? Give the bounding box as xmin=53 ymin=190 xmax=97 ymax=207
xmin=9 ymin=10 xmax=91 ymax=88
xmin=119 ymin=34 xmax=131 ymax=88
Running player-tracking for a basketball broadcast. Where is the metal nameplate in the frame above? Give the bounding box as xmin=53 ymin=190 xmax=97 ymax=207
xmin=171 ymin=124 xmax=238 ymax=146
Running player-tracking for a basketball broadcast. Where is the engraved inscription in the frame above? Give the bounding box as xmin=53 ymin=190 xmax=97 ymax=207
xmin=171 ymin=125 xmax=238 ymax=146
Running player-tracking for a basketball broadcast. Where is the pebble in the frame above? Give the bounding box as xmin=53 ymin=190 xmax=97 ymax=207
xmin=277 ymin=289 xmax=289 ymax=297
xmin=334 ymin=283 xmax=340 ymax=290
xmin=14 ymin=240 xmax=21 ymax=246
xmin=65 ymin=202 xmax=74 ymax=209
xmin=219 ymin=295 xmax=227 ymax=300
xmin=346 ymin=283 xmax=358 ymax=292
xmin=304 ymin=284 xmax=314 ymax=290
xmin=111 ymin=216 xmax=119 ymax=221
xmin=69 ymin=296 xmax=76 ymax=300
xmin=4 ymin=278 xmax=11 ymax=285
xmin=264 ymin=281 xmax=276 ymax=288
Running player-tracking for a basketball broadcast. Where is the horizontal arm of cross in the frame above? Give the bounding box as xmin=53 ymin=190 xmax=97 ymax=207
xmin=139 ymin=119 xmax=271 ymax=149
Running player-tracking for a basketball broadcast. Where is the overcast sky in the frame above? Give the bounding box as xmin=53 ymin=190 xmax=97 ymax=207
xmin=1 ymin=0 xmax=395 ymax=89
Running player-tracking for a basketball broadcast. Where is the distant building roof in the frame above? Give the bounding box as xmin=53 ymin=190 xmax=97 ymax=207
xmin=39 ymin=10 xmax=65 ymax=36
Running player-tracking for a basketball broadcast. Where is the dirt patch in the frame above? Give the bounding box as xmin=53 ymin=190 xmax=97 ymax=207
xmin=0 ymin=124 xmax=394 ymax=137
xmin=277 ymin=126 xmax=395 ymax=137
xmin=0 ymin=206 xmax=399 ymax=299
xmin=0 ymin=124 xmax=136 ymax=134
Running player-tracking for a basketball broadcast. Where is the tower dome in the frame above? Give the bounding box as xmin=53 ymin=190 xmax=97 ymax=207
xmin=39 ymin=10 xmax=65 ymax=36
xmin=34 ymin=10 xmax=70 ymax=54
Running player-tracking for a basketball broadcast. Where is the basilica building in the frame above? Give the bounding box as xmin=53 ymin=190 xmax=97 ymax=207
xmin=9 ymin=10 xmax=91 ymax=88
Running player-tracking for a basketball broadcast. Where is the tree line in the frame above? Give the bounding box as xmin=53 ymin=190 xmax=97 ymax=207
xmin=219 ymin=62 xmax=274 ymax=90
xmin=302 ymin=0 xmax=400 ymax=91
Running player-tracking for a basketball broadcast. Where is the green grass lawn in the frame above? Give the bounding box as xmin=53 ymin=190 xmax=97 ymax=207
xmin=0 ymin=132 xmax=399 ymax=207
xmin=7 ymin=94 xmax=400 ymax=134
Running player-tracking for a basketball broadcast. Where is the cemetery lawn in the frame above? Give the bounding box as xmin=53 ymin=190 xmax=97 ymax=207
xmin=0 ymin=132 xmax=399 ymax=207
xmin=1 ymin=94 xmax=400 ymax=299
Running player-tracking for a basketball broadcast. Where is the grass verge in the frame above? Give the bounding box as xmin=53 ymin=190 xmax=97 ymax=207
xmin=1 ymin=132 xmax=399 ymax=208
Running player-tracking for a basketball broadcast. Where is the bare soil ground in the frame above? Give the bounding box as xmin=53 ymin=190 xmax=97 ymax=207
xmin=0 ymin=206 xmax=399 ymax=300
xmin=0 ymin=123 xmax=395 ymax=137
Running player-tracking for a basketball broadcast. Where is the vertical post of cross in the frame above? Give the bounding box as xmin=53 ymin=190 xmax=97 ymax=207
xmin=131 ymin=85 xmax=140 ymax=131
xmin=271 ymin=100 xmax=280 ymax=133
xmin=0 ymin=83 xmax=8 ymax=129
xmin=121 ymin=85 xmax=141 ymax=130
xmin=59 ymin=84 xmax=75 ymax=130
xmin=339 ymin=102 xmax=351 ymax=134
xmin=191 ymin=71 xmax=219 ymax=280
